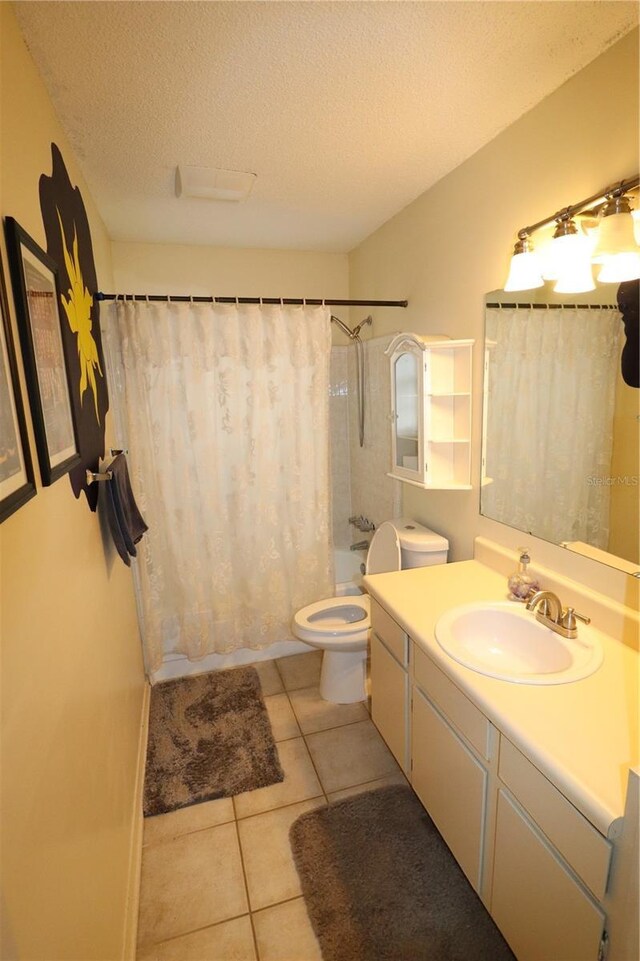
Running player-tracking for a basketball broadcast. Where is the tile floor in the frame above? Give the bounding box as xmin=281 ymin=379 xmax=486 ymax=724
xmin=137 ymin=651 xmax=407 ymax=961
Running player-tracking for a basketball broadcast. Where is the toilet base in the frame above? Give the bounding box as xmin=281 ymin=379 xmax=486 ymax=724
xmin=319 ymin=648 xmax=367 ymax=704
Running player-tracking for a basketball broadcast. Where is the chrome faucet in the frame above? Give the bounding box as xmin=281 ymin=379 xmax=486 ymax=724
xmin=349 ymin=515 xmax=376 ymax=533
xmin=525 ymin=590 xmax=590 ymax=639
xmin=350 ymin=540 xmax=370 ymax=552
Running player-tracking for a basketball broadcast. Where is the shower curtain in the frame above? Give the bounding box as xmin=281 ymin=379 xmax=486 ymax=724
xmin=102 ymin=299 xmax=334 ymax=673
xmin=482 ymin=305 xmax=622 ymax=549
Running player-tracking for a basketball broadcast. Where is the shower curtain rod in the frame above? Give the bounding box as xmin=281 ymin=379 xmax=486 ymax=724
xmin=96 ymin=293 xmax=408 ymax=308
xmin=487 ymin=301 xmax=619 ymax=310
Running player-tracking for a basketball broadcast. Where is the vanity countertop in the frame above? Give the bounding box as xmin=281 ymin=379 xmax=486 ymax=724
xmin=364 ymin=559 xmax=639 ymax=839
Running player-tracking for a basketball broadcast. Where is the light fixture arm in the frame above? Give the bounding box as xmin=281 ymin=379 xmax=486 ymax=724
xmin=516 ymin=174 xmax=639 ymax=240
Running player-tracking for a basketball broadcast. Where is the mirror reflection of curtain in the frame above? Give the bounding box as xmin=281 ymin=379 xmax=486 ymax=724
xmin=102 ymin=300 xmax=333 ymax=674
xmin=483 ymin=306 xmax=622 ymax=550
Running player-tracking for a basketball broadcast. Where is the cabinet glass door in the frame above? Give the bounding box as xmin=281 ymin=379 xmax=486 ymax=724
xmin=394 ymin=352 xmax=419 ymax=471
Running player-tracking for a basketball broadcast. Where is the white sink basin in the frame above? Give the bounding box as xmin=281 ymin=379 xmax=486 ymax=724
xmin=434 ymin=601 xmax=603 ymax=684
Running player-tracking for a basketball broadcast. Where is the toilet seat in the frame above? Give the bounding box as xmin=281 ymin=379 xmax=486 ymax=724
xmin=292 ymin=595 xmax=370 ymax=649
xmin=291 ymin=518 xmax=448 ymax=703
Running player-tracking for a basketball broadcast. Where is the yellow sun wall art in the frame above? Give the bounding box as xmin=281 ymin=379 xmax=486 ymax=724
xmin=39 ymin=143 xmax=109 ymax=510
xmin=57 ymin=210 xmax=102 ymax=422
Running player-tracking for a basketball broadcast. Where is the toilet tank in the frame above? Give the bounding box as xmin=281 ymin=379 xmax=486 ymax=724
xmin=391 ymin=518 xmax=449 ymax=569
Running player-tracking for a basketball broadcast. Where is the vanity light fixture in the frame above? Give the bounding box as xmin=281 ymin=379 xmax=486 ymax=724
xmin=504 ymin=175 xmax=639 ymax=292
xmin=592 ymin=193 xmax=640 ymax=282
xmin=504 ymin=233 xmax=543 ymax=292
xmin=551 ymin=216 xmax=595 ymax=294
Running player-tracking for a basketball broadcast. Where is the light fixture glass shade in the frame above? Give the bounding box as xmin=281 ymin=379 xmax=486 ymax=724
xmin=504 ymin=246 xmax=543 ymax=292
xmin=552 ymin=232 xmax=595 ymax=293
xmin=597 ymin=252 xmax=640 ymax=283
xmin=591 ymin=202 xmax=639 ymax=262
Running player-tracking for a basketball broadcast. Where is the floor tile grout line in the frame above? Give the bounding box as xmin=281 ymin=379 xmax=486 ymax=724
xmin=233 ymin=811 xmax=261 ymax=961
xmin=296 ymin=713 xmax=372 ymax=739
xmin=137 ymin=911 xmax=253 ymax=951
xmin=235 ymin=791 xmax=326 ymax=823
xmin=282 ymin=686 xmax=331 ymax=805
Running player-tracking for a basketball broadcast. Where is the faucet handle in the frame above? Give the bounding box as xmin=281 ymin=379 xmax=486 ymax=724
xmin=561 ymin=607 xmax=591 ymax=631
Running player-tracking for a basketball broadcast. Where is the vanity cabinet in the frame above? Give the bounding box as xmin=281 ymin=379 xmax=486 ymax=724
xmin=369 ymin=599 xmax=410 ymax=773
xmin=385 ymin=333 xmax=474 ymax=490
xmin=491 ymin=789 xmax=606 ymax=961
xmin=412 ymin=689 xmax=487 ymax=891
xmin=411 ymin=644 xmax=492 ymax=893
xmin=368 ymin=596 xmax=616 ymax=961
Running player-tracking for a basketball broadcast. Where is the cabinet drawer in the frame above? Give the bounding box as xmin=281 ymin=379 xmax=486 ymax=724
xmin=413 ymin=644 xmax=490 ymax=759
xmin=498 ymin=737 xmax=612 ymax=901
xmin=492 ymin=789 xmax=605 ymax=961
xmin=370 ymin=598 xmax=409 ymax=666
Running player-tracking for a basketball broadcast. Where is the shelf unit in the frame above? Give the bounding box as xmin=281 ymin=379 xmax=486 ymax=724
xmin=385 ymin=334 xmax=474 ymax=490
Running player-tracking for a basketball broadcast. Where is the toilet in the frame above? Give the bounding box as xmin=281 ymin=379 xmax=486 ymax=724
xmin=292 ymin=518 xmax=449 ymax=704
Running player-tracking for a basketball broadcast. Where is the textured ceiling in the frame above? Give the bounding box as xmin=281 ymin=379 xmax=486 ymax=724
xmin=15 ymin=1 xmax=638 ymax=252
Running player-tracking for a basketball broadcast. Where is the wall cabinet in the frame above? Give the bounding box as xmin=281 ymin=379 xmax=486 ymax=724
xmin=385 ymin=333 xmax=474 ymax=490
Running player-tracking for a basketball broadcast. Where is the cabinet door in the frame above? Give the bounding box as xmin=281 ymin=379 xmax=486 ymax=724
xmin=370 ymin=632 xmax=410 ymax=772
xmin=491 ymin=789 xmax=605 ymax=961
xmin=391 ymin=349 xmax=423 ymax=480
xmin=411 ymin=688 xmax=486 ymax=891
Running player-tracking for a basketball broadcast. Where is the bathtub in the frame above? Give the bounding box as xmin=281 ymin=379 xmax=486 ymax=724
xmin=334 ymin=547 xmax=366 ymax=595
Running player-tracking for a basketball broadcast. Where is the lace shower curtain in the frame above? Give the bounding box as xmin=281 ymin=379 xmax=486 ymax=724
xmin=482 ymin=306 xmax=622 ymax=549
xmin=102 ymin=299 xmax=334 ymax=673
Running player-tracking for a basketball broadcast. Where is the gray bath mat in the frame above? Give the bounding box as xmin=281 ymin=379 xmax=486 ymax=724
xmin=144 ymin=665 xmax=284 ymax=817
xmin=290 ymin=784 xmax=516 ymax=961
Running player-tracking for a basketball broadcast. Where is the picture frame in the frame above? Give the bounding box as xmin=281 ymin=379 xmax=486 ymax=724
xmin=4 ymin=217 xmax=80 ymax=486
xmin=0 ymin=249 xmax=36 ymax=522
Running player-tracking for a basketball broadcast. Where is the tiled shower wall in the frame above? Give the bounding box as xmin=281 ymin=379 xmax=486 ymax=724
xmin=330 ymin=347 xmax=352 ymax=548
xmin=329 ymin=336 xmax=401 ymax=551
xmin=347 ymin=334 xmax=401 ymax=532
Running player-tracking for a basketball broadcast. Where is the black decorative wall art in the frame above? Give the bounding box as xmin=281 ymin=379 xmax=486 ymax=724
xmin=39 ymin=143 xmax=109 ymax=510
xmin=0 ymin=250 xmax=36 ymax=520
xmin=4 ymin=218 xmax=81 ymax=487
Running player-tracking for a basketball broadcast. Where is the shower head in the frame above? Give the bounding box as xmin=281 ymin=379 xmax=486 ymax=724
xmin=330 ymin=314 xmax=373 ymax=341
xmin=352 ymin=315 xmax=373 ymax=338
xmin=331 ymin=314 xmax=357 ymax=339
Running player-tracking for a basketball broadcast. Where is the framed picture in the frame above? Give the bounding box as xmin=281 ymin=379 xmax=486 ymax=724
xmin=4 ymin=217 xmax=80 ymax=486
xmin=0 ymin=251 xmax=36 ymax=522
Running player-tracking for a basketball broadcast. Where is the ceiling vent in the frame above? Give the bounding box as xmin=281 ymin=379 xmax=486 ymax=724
xmin=175 ymin=165 xmax=256 ymax=202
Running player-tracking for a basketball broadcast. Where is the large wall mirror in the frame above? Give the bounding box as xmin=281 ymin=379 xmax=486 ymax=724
xmin=481 ymin=282 xmax=639 ymax=572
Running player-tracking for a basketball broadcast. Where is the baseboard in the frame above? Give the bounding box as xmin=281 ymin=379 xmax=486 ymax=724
xmin=150 ymin=639 xmax=313 ymax=684
xmin=122 ymin=681 xmax=151 ymax=960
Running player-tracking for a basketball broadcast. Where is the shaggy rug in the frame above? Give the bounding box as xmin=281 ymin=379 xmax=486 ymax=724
xmin=290 ymin=784 xmax=516 ymax=961
xmin=143 ymin=665 xmax=284 ymax=817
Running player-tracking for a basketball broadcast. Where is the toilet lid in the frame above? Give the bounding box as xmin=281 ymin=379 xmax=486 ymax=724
xmin=365 ymin=521 xmax=402 ymax=575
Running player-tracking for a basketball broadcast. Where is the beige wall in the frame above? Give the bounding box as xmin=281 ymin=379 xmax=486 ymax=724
xmin=349 ymin=30 xmax=639 ymax=592
xmin=111 ymin=240 xmax=352 ymax=343
xmin=0 ymin=6 xmax=146 ymax=959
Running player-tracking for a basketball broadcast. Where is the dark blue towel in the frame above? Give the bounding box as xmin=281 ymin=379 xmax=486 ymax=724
xmin=105 ymin=453 xmax=148 ymax=564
